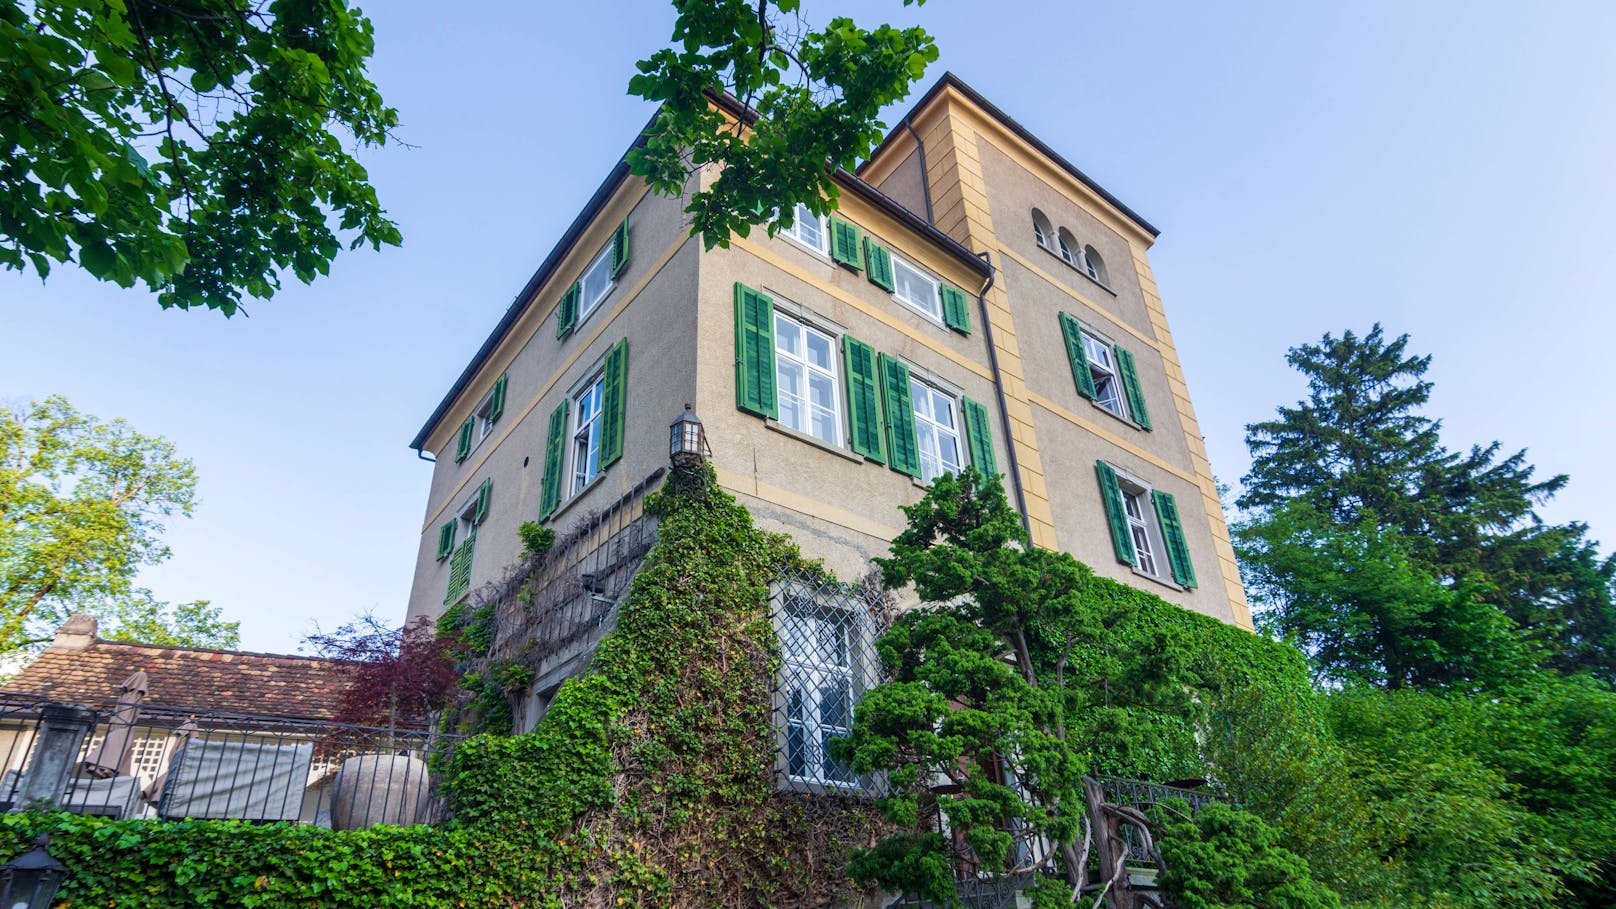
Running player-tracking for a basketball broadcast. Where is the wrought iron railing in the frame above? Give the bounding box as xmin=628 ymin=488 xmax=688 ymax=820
xmin=769 ymin=567 xmax=895 ymax=796
xmin=481 ymin=469 xmax=664 ymax=687
xmin=0 ymin=693 xmax=461 ymax=827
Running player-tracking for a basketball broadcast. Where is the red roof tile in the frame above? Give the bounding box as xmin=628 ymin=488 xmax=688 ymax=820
xmin=2 ymin=637 xmax=353 ymax=721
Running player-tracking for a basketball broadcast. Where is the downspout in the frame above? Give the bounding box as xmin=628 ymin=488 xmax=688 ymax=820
xmin=973 ymin=251 xmax=1031 ymax=537
xmin=901 ymin=116 xmax=934 ymax=225
xmin=416 ymin=447 xmax=436 ymax=463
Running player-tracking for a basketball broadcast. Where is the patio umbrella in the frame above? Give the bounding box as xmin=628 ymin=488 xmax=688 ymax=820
xmin=145 ymin=719 xmax=196 ymax=805
xmin=81 ymin=670 xmax=148 ymax=779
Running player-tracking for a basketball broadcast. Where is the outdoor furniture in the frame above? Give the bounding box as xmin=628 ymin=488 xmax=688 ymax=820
xmin=60 ymin=774 xmax=143 ymax=819
xmin=155 ymin=739 xmax=313 ymax=822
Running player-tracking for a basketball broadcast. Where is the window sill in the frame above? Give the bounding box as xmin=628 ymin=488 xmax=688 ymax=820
xmin=1131 ymin=566 xmax=1186 ymax=594
xmin=764 ymin=419 xmax=865 ymax=464
xmin=1039 ymin=244 xmax=1117 ymax=296
xmin=547 ymin=472 xmax=608 ymax=524
xmin=1090 ymin=398 xmax=1144 ymax=431
xmin=779 ymin=231 xmax=834 ymax=264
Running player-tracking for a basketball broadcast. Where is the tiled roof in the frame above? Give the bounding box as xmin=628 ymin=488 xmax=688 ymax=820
xmin=1 ymin=634 xmax=352 ymax=721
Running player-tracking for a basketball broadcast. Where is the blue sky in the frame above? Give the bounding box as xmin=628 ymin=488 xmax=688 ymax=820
xmin=3 ymin=1 xmax=1612 ymax=653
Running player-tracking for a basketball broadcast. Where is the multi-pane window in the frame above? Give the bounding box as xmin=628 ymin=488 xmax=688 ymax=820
xmin=781 ymin=592 xmax=858 ymax=785
xmin=778 ymin=203 xmax=828 ymax=254
xmin=577 ymin=245 xmax=614 ymax=323
xmin=891 ymin=256 xmax=942 ymax=320
xmin=910 ymin=380 xmax=963 ymax=483
xmin=1081 ymin=332 xmax=1129 ymax=419
xmin=572 ymin=374 xmax=605 ymax=493
xmin=1123 ymin=490 xmax=1160 ymax=577
xmin=774 ymin=314 xmax=842 ymax=445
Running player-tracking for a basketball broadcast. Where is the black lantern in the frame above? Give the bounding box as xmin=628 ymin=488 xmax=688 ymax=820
xmin=669 ymin=404 xmax=710 ymax=469
xmin=1 ymin=834 xmax=69 ymax=909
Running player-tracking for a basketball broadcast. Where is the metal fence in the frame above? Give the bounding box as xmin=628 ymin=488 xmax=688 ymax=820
xmin=0 ymin=693 xmax=460 ymax=827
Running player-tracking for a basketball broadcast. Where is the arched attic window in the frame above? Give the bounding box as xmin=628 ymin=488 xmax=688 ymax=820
xmin=1057 ymin=228 xmax=1080 ymax=267
xmin=1082 ymin=245 xmax=1108 ymax=285
xmin=1031 ymin=209 xmax=1053 ymax=250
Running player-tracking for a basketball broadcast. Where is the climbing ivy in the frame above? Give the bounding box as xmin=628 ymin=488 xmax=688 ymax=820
xmin=1 ymin=465 xmax=881 ymax=908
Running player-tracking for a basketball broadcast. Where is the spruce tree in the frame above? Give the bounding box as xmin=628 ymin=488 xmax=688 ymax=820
xmin=1237 ymin=325 xmax=1615 ymax=684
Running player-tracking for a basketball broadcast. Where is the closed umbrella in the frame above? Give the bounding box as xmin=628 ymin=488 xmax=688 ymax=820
xmin=145 ymin=719 xmax=196 ymax=807
xmin=81 ymin=670 xmax=148 ymax=779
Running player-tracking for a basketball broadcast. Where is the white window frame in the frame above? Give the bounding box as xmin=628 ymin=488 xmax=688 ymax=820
xmin=776 ymin=203 xmax=829 ymax=256
xmin=909 ymin=378 xmax=964 ymax=483
xmin=1057 ymin=228 xmax=1080 ymax=268
xmin=576 ymin=244 xmax=615 ymax=325
xmin=1081 ymin=329 xmax=1130 ymax=421
xmin=890 ymin=255 xmax=942 ymax=322
xmin=456 ymin=490 xmax=481 ymax=537
xmin=773 ymin=312 xmax=843 ymax=447
xmin=1119 ymin=482 xmax=1162 ymax=579
xmin=473 ymin=388 xmax=498 ymax=443
xmin=571 ymin=371 xmax=606 ymax=494
xmin=778 ymin=588 xmax=866 ymax=788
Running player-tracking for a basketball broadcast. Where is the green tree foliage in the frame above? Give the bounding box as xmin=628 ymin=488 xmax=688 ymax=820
xmin=0 ymin=396 xmax=204 ymax=652
xmin=1236 ymin=325 xmax=1616 ymax=684
xmin=843 ymin=469 xmax=1320 ymax=906
xmin=0 ymin=0 xmax=401 ymax=314
xmin=628 ymin=0 xmax=937 ymax=249
xmin=97 ymin=588 xmax=238 ymax=649
xmin=1237 ymin=501 xmax=1531 ymax=689
xmin=1155 ymin=801 xmax=1343 ymax=909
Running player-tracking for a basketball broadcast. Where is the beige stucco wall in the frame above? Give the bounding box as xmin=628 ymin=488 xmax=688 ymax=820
xmin=405 ymin=181 xmax=700 ymax=625
xmin=406 ymin=83 xmax=1251 ymax=633
xmin=860 ymin=87 xmax=1250 ymax=628
xmin=695 ymin=188 xmax=1004 ymax=584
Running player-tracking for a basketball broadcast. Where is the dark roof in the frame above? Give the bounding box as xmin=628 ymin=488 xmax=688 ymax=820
xmin=409 ymin=93 xmax=992 ymax=452
xmin=860 ymin=72 xmax=1160 ymax=239
xmin=2 ymin=637 xmax=351 ymax=721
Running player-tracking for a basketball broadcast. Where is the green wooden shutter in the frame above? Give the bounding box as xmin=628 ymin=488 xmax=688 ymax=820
xmin=454 ymin=417 xmax=474 ymax=463
xmin=1152 ymin=490 xmax=1197 ymax=588
xmin=444 ymin=535 xmax=475 ymax=605
xmin=842 ymin=335 xmax=886 ymax=463
xmin=611 ymin=216 xmax=630 ymax=278
xmin=1113 ymin=345 xmax=1151 ymax=430
xmin=1059 ymin=313 xmax=1096 ymax=400
xmin=599 ymin=338 xmax=628 ymax=468
xmin=436 ymin=521 xmax=456 ymax=560
xmin=939 ymin=284 xmax=971 ymax=334
xmin=829 ymin=217 xmax=863 ymax=270
xmin=474 ymin=477 xmax=492 ymax=525
xmin=961 ymin=396 xmax=997 ymax=479
xmin=864 ymin=238 xmax=895 ymax=291
xmin=556 ymin=282 xmax=580 ymax=339
xmin=1095 ymin=461 xmax=1137 ymax=567
xmin=878 ymin=354 xmax=920 ymax=477
xmin=539 ymin=402 xmax=567 ymax=520
xmin=734 ymin=283 xmax=778 ymax=418
xmin=488 ymin=373 xmax=508 ymax=423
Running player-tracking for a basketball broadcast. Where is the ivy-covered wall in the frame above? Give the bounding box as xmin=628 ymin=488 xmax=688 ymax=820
xmin=0 ymin=467 xmax=882 ymax=908
xmin=1 ymin=467 xmax=1323 ymax=908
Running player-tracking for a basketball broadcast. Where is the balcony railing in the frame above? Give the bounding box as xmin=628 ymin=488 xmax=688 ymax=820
xmin=482 ymin=469 xmax=664 ymax=682
xmin=0 ymin=693 xmax=460 ymax=827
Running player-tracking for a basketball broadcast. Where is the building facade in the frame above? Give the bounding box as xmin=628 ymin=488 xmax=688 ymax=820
xmin=405 ymin=75 xmax=1252 ymax=730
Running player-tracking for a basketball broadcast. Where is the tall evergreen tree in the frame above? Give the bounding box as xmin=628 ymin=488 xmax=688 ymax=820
xmin=1237 ymin=325 xmax=1615 ymax=684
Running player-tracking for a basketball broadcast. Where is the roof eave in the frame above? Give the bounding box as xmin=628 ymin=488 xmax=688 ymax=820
xmin=860 ymin=72 xmax=1161 ymax=240
xmin=411 ymin=94 xmax=990 ymax=451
